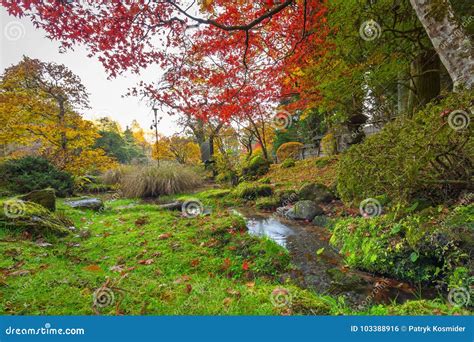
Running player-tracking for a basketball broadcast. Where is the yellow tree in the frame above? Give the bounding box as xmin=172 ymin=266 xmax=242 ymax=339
xmin=0 ymin=56 xmax=115 ymax=173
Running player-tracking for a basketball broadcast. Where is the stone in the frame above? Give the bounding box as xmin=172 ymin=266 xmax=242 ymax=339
xmin=65 ymin=198 xmax=104 ymax=211
xmin=298 ymin=183 xmax=335 ymax=204
xmin=286 ymin=200 xmax=324 ymax=221
xmin=157 ymin=201 xmax=184 ymax=211
xmin=19 ymin=188 xmax=56 ymax=211
xmin=312 ymin=215 xmax=330 ymax=227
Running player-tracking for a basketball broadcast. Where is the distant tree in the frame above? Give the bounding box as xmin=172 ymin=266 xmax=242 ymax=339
xmin=0 ymin=56 xmax=115 ymax=174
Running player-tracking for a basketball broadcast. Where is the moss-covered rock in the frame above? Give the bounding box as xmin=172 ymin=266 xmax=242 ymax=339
xmin=241 ymin=154 xmax=270 ymax=180
xmin=18 ymin=188 xmax=56 ymax=211
xmin=234 ymin=182 xmax=273 ymax=200
xmin=298 ymin=183 xmax=335 ymax=204
xmin=256 ymin=197 xmax=280 ymax=210
xmin=0 ymin=199 xmax=71 ymax=237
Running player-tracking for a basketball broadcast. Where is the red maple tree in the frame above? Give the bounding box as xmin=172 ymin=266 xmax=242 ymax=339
xmin=2 ymin=0 xmax=329 ymax=121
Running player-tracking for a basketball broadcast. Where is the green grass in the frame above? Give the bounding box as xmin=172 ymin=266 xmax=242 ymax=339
xmin=0 ymin=194 xmax=332 ymax=315
xmin=0 ymin=192 xmax=469 ymax=315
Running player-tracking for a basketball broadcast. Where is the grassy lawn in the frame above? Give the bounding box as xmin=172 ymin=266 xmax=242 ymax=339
xmin=1 ymin=189 xmax=470 ymax=316
xmin=1 ymin=191 xmax=338 ymax=315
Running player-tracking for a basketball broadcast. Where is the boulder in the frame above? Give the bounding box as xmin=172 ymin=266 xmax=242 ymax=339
xmin=0 ymin=200 xmax=70 ymax=236
xmin=286 ymin=200 xmax=324 ymax=221
xmin=298 ymin=183 xmax=335 ymax=204
xmin=312 ymin=215 xmax=330 ymax=227
xmin=65 ymin=198 xmax=104 ymax=211
xmin=19 ymin=188 xmax=56 ymax=212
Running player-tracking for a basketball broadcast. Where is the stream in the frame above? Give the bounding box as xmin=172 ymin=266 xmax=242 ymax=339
xmin=237 ymin=208 xmax=435 ymax=308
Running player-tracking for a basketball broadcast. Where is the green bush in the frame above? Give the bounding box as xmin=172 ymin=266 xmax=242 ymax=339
xmin=281 ymin=158 xmax=296 ymax=168
xmin=0 ymin=156 xmax=74 ymax=197
xmin=120 ymin=162 xmax=202 ymax=198
xmin=241 ymin=154 xmax=270 ymax=180
xmin=337 ymin=92 xmax=473 ymax=204
xmin=329 ymin=204 xmax=472 ymax=283
xmin=314 ymin=156 xmax=333 ymax=169
xmin=234 ymin=182 xmax=273 ymax=200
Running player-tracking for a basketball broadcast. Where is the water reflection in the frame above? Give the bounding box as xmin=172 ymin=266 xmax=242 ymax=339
xmin=245 ymin=215 xmax=295 ymax=248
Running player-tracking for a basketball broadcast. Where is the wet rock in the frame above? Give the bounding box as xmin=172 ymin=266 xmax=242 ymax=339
xmin=298 ymin=183 xmax=335 ymax=204
xmin=286 ymin=200 xmax=324 ymax=221
xmin=19 ymin=188 xmax=56 ymax=211
xmin=65 ymin=198 xmax=104 ymax=211
xmin=326 ymin=267 xmax=368 ymax=292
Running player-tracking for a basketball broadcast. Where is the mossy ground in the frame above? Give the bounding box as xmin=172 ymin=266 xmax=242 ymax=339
xmin=0 ymin=190 xmax=469 ymax=315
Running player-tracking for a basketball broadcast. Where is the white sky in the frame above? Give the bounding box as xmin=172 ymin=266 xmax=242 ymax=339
xmin=0 ymin=7 xmax=181 ymax=139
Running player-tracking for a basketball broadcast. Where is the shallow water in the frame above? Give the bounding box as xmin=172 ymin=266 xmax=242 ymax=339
xmin=237 ymin=207 xmax=436 ymax=308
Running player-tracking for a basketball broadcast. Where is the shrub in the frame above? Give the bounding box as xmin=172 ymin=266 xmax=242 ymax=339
xmin=281 ymin=158 xmax=296 ymax=168
xmin=234 ymin=182 xmax=273 ymax=200
xmin=337 ymin=92 xmax=473 ymax=204
xmin=241 ymin=154 xmax=270 ymax=179
xmin=276 ymin=142 xmax=303 ymax=161
xmin=120 ymin=162 xmax=202 ymax=198
xmin=314 ymin=156 xmax=334 ymax=169
xmin=320 ymin=133 xmax=337 ymax=156
xmin=329 ymin=204 xmax=471 ymax=283
xmin=0 ymin=156 xmax=74 ymax=197
xmin=100 ymin=165 xmax=134 ymax=185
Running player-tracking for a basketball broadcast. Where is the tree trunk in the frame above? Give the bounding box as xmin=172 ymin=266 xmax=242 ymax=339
xmin=407 ymin=49 xmax=441 ymax=114
xmin=409 ymin=0 xmax=473 ymax=90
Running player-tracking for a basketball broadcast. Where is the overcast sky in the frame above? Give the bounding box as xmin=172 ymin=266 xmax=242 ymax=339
xmin=0 ymin=7 xmax=181 ymax=139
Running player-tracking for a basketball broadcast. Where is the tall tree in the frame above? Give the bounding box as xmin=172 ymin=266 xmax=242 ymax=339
xmin=409 ymin=0 xmax=474 ymax=90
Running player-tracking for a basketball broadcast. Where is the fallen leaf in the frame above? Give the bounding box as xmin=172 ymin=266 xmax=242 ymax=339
xmin=242 ymin=260 xmax=249 ymax=271
xmin=245 ymin=282 xmax=255 ymax=288
xmin=190 ymin=259 xmax=200 ymax=267
xmin=135 ymin=217 xmax=149 ymax=227
xmin=158 ymin=233 xmax=172 ymax=240
xmin=221 ymin=258 xmax=231 ymax=270
xmin=185 ymin=284 xmax=192 ymax=293
xmin=222 ymin=297 xmax=233 ymax=306
xmin=83 ymin=264 xmax=102 ymax=272
xmin=173 ymin=275 xmax=191 ymax=284
xmin=226 ymin=288 xmax=241 ymax=297
xmin=138 ymin=259 xmax=154 ymax=265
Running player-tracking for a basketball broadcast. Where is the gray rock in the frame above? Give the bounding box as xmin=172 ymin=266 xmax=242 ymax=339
xmin=312 ymin=215 xmax=330 ymax=227
xmin=19 ymin=188 xmax=56 ymax=211
xmin=286 ymin=200 xmax=324 ymax=221
xmin=157 ymin=201 xmax=183 ymax=210
xmin=298 ymin=183 xmax=335 ymax=204
xmin=65 ymin=198 xmax=103 ymax=211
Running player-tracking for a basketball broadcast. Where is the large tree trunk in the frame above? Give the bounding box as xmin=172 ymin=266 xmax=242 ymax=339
xmin=409 ymin=0 xmax=473 ymax=90
xmin=407 ymin=49 xmax=441 ymax=114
